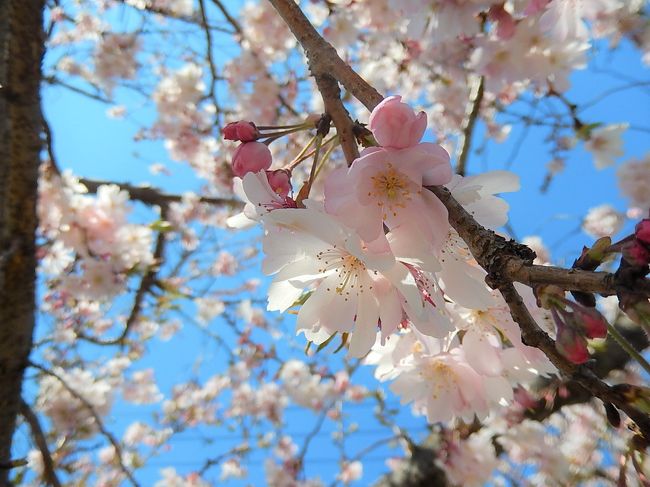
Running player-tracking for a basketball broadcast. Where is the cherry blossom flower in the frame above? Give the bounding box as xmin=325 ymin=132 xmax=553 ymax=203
xmin=324 ymin=144 xmax=452 ymax=248
xmin=584 ymin=123 xmax=628 ymax=169
xmin=582 ymin=204 xmax=625 ymax=237
xmin=617 ymin=153 xmax=650 ymax=210
xmin=388 ymin=335 xmax=512 ymax=423
xmin=338 ymin=461 xmax=363 ymax=484
xmin=262 ymin=206 xmax=437 ymax=357
xmin=226 ymin=171 xmax=296 ymax=229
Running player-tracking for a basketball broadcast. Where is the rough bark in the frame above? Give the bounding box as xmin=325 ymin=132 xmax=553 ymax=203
xmin=0 ymin=0 xmax=45 ymax=481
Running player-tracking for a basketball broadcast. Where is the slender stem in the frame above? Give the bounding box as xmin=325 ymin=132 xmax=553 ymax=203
xmin=606 ymin=321 xmax=650 ymax=376
xmin=456 ymin=76 xmax=484 ymax=176
xmin=286 ymin=134 xmax=337 ymax=171
xmin=262 ymin=125 xmax=314 ymax=144
xmin=313 ymin=136 xmax=339 ymax=180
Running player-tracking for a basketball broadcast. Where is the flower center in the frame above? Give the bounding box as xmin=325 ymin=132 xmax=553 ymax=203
xmin=316 ymin=249 xmax=371 ymax=300
xmin=368 ymin=163 xmax=414 ymax=219
xmin=421 ymin=358 xmax=456 ymax=398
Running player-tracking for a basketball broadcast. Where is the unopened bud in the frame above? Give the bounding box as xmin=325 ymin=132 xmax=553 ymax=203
xmin=635 ymin=219 xmax=650 ymax=245
xmin=574 ymin=307 xmax=608 ymax=339
xmin=265 ymin=169 xmax=292 ymax=198
xmin=622 ymin=240 xmax=650 ymax=266
xmin=573 ymin=237 xmax=612 ymax=271
xmin=556 ymin=322 xmax=590 ymax=364
xmin=231 ymin=142 xmax=273 ymax=178
xmin=222 ymin=121 xmax=260 ymax=142
xmin=535 ymin=285 xmax=565 ymax=310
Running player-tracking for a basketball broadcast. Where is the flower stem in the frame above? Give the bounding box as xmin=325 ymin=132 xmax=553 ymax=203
xmin=606 ymin=321 xmax=650 ymax=376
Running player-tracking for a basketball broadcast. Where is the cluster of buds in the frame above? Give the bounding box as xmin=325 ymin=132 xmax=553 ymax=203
xmin=222 ymin=120 xmax=302 ymax=199
xmin=539 ymin=287 xmax=608 ymax=364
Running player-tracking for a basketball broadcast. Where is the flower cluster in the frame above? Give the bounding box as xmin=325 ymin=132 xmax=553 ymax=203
xmin=225 ymin=96 xmax=557 ymax=423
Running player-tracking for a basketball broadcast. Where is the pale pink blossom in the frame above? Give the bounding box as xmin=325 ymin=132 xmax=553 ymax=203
xmin=338 ymin=461 xmax=363 ymax=484
xmin=584 ymin=123 xmax=627 ymax=169
xmin=582 ymin=204 xmax=625 ymax=237
xmin=324 ymin=144 xmax=451 ymax=249
xmin=262 ymin=206 xmax=435 ymax=357
xmin=368 ymin=95 xmax=427 ymax=149
xmin=617 ymin=153 xmax=650 ymax=210
xmin=389 ymin=337 xmax=511 ymax=423
xmin=226 ymin=171 xmax=296 ymax=229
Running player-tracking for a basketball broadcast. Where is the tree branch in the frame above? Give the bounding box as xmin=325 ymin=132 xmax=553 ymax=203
xmin=501 ymin=260 xmax=650 ymax=296
xmin=19 ymin=399 xmax=62 ymax=487
xmin=78 ymin=178 xmax=242 ymax=209
xmin=313 ymin=73 xmax=359 ymax=163
xmin=77 ymin=213 xmax=167 ymax=346
xmin=266 ymin=0 xmax=383 ymax=112
xmin=428 ymin=184 xmax=650 ymax=440
xmin=0 ymin=1 xmax=44 ymax=481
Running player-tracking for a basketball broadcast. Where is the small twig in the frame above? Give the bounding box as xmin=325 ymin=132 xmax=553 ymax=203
xmin=456 ymin=76 xmax=484 ymax=176
xmin=43 ymin=75 xmax=112 ymax=104
xmin=78 ymin=178 xmax=242 ymax=209
xmin=19 ymin=399 xmax=62 ymax=487
xmin=606 ymin=321 xmax=650 ymax=376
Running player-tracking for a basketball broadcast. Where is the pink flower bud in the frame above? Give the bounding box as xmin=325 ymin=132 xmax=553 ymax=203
xmin=265 ymin=169 xmax=292 ymax=198
xmin=574 ymin=308 xmax=608 ymax=339
xmin=231 ymin=142 xmax=272 ymax=178
xmin=556 ymin=323 xmax=590 ymax=364
xmin=223 ymin=121 xmax=260 ymax=142
xmin=489 ymin=4 xmax=516 ymax=40
xmin=622 ymin=239 xmax=650 ymax=266
xmin=368 ymin=95 xmax=427 ymax=149
xmin=635 ymin=219 xmax=650 ymax=245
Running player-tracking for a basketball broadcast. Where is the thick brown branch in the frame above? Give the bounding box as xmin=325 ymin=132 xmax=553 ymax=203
xmin=266 ymin=0 xmax=384 ymax=111
xmin=313 ymin=74 xmax=359 ymax=163
xmin=428 ymin=186 xmax=650 ymax=296
xmin=502 ymin=260 xmax=650 ymax=296
xmin=19 ymin=399 xmax=62 ymax=487
xmin=525 ymin=320 xmax=648 ymax=422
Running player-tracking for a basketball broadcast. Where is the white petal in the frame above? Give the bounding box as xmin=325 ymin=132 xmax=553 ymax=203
xmin=348 ymin=291 xmax=380 ymax=358
xmin=267 ymin=281 xmax=304 ymax=312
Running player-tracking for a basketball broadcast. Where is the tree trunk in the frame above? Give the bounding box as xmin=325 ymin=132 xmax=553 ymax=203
xmin=0 ymin=0 xmax=45 ymax=482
